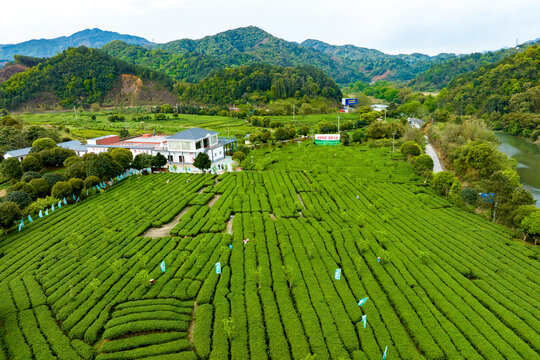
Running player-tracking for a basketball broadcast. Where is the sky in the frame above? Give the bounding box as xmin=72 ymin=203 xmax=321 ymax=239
xmin=1 ymin=0 xmax=539 ymax=55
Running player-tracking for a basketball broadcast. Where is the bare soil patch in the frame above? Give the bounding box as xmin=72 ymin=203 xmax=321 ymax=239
xmin=143 ymin=206 xmax=191 ymax=238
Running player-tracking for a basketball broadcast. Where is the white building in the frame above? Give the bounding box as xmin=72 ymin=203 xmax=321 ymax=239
xmin=86 ymin=128 xmax=237 ymax=166
xmin=408 ymin=117 xmax=425 ymax=129
xmin=3 ymin=140 xmax=88 ymax=161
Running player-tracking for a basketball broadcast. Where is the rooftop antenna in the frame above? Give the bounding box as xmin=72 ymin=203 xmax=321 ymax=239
xmin=516 ymin=38 xmax=519 ymax=48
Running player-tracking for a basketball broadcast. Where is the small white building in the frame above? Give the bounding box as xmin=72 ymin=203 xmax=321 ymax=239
xmin=408 ymin=117 xmax=425 ymax=129
xmin=3 ymin=140 xmax=88 ymax=161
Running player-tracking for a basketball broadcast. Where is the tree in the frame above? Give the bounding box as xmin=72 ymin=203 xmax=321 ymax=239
xmin=86 ymin=153 xmax=122 ymax=180
xmin=460 ymin=188 xmax=478 ymax=206
xmin=0 ymin=157 xmax=22 ymax=181
xmin=21 ymin=154 xmax=43 ymax=172
xmin=512 ymin=205 xmax=539 ymax=229
xmin=31 ymin=138 xmax=57 ymax=152
xmin=151 ymin=152 xmax=167 ymax=168
xmin=29 ymin=178 xmax=50 ymax=198
xmin=5 ymin=190 xmax=32 ymax=209
xmin=68 ymin=178 xmax=84 ymax=195
xmin=7 ymin=182 xmax=37 ymax=200
xmin=352 ymin=128 xmax=366 ymax=143
xmin=401 ymin=141 xmax=422 ymax=158
xmin=297 ymin=126 xmax=310 ymax=136
xmin=65 ymin=161 xmax=87 ymax=180
xmin=42 ymin=173 xmax=65 ymax=188
xmin=0 ymin=202 xmax=21 ymax=233
xmin=432 ymin=171 xmax=457 ymax=197
xmin=193 ymin=153 xmax=211 ymax=171
xmin=51 ymin=181 xmax=73 ymax=199
xmin=522 ymin=212 xmax=540 ymax=244
xmin=21 ymin=171 xmax=41 ymax=183
xmin=110 ymin=148 xmax=133 ymax=170
xmin=232 ymin=151 xmax=246 ymax=164
xmin=274 ymin=127 xmax=289 ymax=141
xmin=64 ymin=156 xmax=81 ymax=168
xmin=412 ymin=154 xmax=433 ymax=181
xmin=132 ymin=153 xmax=154 ymax=170
xmin=84 ymin=175 xmax=100 ymax=188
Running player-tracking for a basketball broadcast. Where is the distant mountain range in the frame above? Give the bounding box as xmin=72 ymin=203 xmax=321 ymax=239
xmin=0 ymin=28 xmax=152 ymax=61
xmin=0 ymin=27 xmax=538 ymax=91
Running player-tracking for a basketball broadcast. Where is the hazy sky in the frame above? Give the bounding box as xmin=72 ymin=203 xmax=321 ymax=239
xmin=1 ymin=0 xmax=539 ymax=55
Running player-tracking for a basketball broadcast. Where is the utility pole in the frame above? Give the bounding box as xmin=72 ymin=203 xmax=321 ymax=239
xmin=392 ymin=131 xmax=396 ymax=153
xmin=338 ymin=114 xmax=340 ymax=134
xmin=293 ymin=104 xmax=295 ymax=121
xmin=384 ymin=109 xmax=387 ymax=122
xmin=74 ymin=107 xmax=77 ymax=121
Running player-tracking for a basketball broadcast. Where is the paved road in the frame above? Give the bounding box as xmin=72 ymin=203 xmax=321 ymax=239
xmin=424 ymin=136 xmax=443 ymax=173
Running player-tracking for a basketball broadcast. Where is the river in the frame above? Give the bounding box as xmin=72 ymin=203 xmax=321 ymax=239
xmin=495 ymin=132 xmax=540 ymax=207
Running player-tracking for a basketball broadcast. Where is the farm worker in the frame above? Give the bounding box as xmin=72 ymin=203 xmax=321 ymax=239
xmin=377 ymin=257 xmax=381 ymax=263
xmin=243 ymin=238 xmax=249 ymax=245
xmin=149 ymin=279 xmax=155 ymax=285
xmin=356 ymin=195 xmax=359 ymax=199
xmin=187 ymin=179 xmax=190 ymax=183
xmin=166 ymin=179 xmax=170 ymax=184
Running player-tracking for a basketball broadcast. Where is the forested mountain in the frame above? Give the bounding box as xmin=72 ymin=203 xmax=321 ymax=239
xmin=178 ymin=64 xmax=342 ymax=105
xmin=155 ymin=26 xmax=366 ymax=84
xmin=104 ymin=26 xmax=462 ymax=84
xmin=0 ymin=28 xmax=152 ymax=61
xmin=0 ymin=47 xmax=174 ymax=110
xmin=410 ymin=39 xmax=540 ymax=90
xmin=102 ymin=41 xmax=225 ymax=82
xmin=301 ymin=39 xmax=456 ymax=82
xmin=437 ymin=45 xmax=540 ymax=139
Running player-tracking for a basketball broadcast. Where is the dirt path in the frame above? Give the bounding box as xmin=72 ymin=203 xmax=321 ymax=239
xmin=143 ymin=206 xmax=191 ymax=238
xmin=187 ymin=301 xmax=198 ymax=345
xmin=0 ymin=189 xmax=5 ymax=197
xmin=226 ymin=215 xmax=234 ymax=235
xmin=208 ymin=194 xmax=221 ymax=208
xmin=297 ymin=193 xmax=306 ymax=209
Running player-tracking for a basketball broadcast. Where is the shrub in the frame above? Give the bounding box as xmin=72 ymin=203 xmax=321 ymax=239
xmin=432 ymin=171 xmax=457 ymax=197
xmin=21 ymin=154 xmax=43 ymax=172
xmin=68 ymin=178 xmax=84 ymax=195
xmin=0 ymin=202 xmax=21 ymax=232
xmin=65 ymin=162 xmax=87 ymax=180
xmin=5 ymin=190 xmax=32 ymax=209
xmin=412 ymin=154 xmax=433 ymax=180
xmin=232 ymin=151 xmax=246 ymax=164
xmin=51 ymin=181 xmax=73 ymax=199
xmin=26 ymin=196 xmax=58 ymax=215
xmin=110 ymin=148 xmax=133 ymax=171
xmin=21 ymin=171 xmax=41 ymax=183
xmin=32 ymin=138 xmax=56 ymax=152
xmin=64 ymin=156 xmax=82 ymax=168
xmin=84 ymin=175 xmax=100 ymax=188
xmin=29 ymin=178 xmax=50 ymax=198
xmin=401 ymin=141 xmax=422 ymax=158
xmin=42 ymin=173 xmax=65 ymax=188
xmin=522 ymin=212 xmax=540 ymax=244
xmin=151 ymin=153 xmax=167 ymax=168
xmin=460 ymin=188 xmax=478 ymax=206
xmin=7 ymin=182 xmax=38 ymax=200
xmin=0 ymin=157 xmax=22 ymax=180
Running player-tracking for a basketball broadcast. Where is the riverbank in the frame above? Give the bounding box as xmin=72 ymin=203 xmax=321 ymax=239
xmin=496 ymin=132 xmax=540 ymax=207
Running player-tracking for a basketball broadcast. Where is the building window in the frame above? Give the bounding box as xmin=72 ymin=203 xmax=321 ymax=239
xmin=195 ymin=141 xmax=202 ymax=149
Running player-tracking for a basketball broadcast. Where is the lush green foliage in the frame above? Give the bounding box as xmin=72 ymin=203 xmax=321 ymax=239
xmin=0 ymin=47 xmax=172 ymax=109
xmin=437 ymin=45 xmax=540 ymax=139
xmin=178 ymin=63 xmax=342 ymax=106
xmin=410 ymin=40 xmax=540 ymax=90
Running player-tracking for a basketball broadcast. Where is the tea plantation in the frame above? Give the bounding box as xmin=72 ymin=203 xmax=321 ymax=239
xmin=0 ymin=144 xmax=538 ymax=360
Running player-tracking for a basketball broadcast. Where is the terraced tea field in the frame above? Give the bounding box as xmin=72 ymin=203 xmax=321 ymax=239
xmin=0 ymin=144 xmax=538 ymax=360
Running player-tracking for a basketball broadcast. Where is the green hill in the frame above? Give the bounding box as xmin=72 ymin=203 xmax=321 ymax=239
xmin=410 ymin=39 xmax=540 ymax=90
xmin=301 ymin=39 xmax=456 ymax=82
xmin=0 ymin=47 xmax=174 ymax=110
xmin=0 ymin=28 xmax=152 ymax=61
xmin=178 ymin=63 xmax=342 ymax=105
xmin=101 ymin=41 xmax=225 ymax=83
xmin=437 ymin=45 xmax=540 ymax=139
